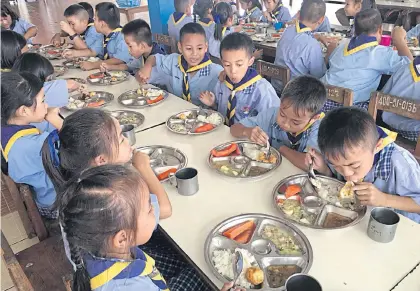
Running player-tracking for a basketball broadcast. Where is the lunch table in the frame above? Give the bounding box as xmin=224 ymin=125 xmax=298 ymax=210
xmin=134 ymin=122 xmax=420 ymax=291
xmin=392 ymin=263 xmax=420 ymax=291
xmin=376 ymin=0 xmax=420 ymax=11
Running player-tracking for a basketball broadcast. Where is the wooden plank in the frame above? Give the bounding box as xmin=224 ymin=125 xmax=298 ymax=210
xmin=325 ymin=85 xmax=354 ymax=106
xmin=19 ymin=185 xmax=48 ymax=241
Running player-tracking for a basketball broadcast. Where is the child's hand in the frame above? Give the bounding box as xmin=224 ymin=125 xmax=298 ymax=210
xmin=353 ymin=182 xmax=388 ymax=207
xmin=234 ymin=25 xmax=243 ymax=33
xmin=51 ymin=34 xmax=62 ymax=47
xmin=99 ymin=62 xmax=110 ymax=72
xmin=62 ymin=49 xmax=75 ymax=59
xmin=199 ymin=91 xmax=216 ymax=107
xmin=136 ymin=67 xmax=151 ymax=84
xmin=391 ymin=26 xmax=407 ymax=44
xmin=60 ymin=21 xmax=75 ymax=36
xmin=247 ymin=126 xmax=269 ymax=145
xmin=253 ymin=49 xmax=263 ymax=60
xmin=218 ymin=70 xmax=226 ymax=82
xmin=132 ymin=150 xmax=152 ymax=171
xmin=220 ymin=282 xmax=245 ymax=291
xmin=80 ymin=61 xmax=96 ymax=71
xmin=45 ymin=107 xmax=60 ymax=121
xmin=305 ymin=148 xmax=328 ymax=173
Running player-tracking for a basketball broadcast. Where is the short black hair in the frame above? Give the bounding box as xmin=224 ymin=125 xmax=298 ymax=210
xmin=64 ymin=4 xmax=89 ymax=20
xmin=122 ymin=19 xmax=152 ymax=46
xmin=194 ymin=0 xmax=214 ymax=19
xmin=300 ymin=0 xmax=326 ymax=23
xmin=220 ymin=32 xmax=254 ymax=59
xmin=179 ymin=22 xmax=206 ymax=43
xmin=318 ymin=107 xmax=379 ymax=160
xmin=1 ymin=2 xmax=19 ymax=23
xmin=354 ymin=8 xmax=382 ymax=36
xmin=95 ymin=2 xmax=120 ymax=30
xmin=1 ymin=30 xmax=26 ymax=69
xmin=78 ymin=2 xmax=94 ymax=19
xmin=12 ymin=53 xmax=54 ymax=83
xmin=174 ymin=0 xmax=190 ymax=12
xmin=281 ymin=76 xmax=327 ymax=115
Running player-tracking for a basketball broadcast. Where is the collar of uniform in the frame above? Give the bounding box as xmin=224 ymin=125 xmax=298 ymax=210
xmin=199 ymin=17 xmax=214 ymax=26
xmin=222 ymin=27 xmax=230 ymax=38
xmin=295 ymin=20 xmax=312 ymax=34
xmin=247 ymin=6 xmax=258 ymax=15
xmin=1 ymin=125 xmax=40 ymax=161
xmin=409 ymin=56 xmax=420 ymax=82
xmin=173 ymin=12 xmax=187 ymax=24
xmin=372 ymin=127 xmax=398 ymax=181
xmin=151 ymin=42 xmax=165 ymax=55
xmin=273 ymin=4 xmax=283 ymax=16
xmin=178 ymin=53 xmax=212 ymax=76
xmin=105 ymin=27 xmax=122 ymax=39
xmin=344 ymin=34 xmax=378 ymax=56
xmin=81 ymin=18 xmax=95 ymax=37
xmin=225 ymin=67 xmax=261 ymax=94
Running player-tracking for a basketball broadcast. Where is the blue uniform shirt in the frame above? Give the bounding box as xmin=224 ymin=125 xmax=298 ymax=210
xmin=99 ymin=30 xmax=131 ymax=64
xmin=167 ymin=12 xmax=193 ymax=41
xmin=197 ymin=18 xmax=215 ymax=40
xmin=240 ymin=107 xmax=321 ymax=151
xmin=152 ymin=53 xmax=223 ymax=106
xmin=127 ymin=42 xmax=166 ymax=73
xmin=321 ymin=34 xmax=411 ymax=104
xmin=83 ymin=25 xmax=104 ymax=55
xmin=208 ymin=27 xmax=233 ymax=59
xmin=314 ymin=17 xmax=331 ymax=33
xmin=407 ymin=24 xmax=420 ymax=39
xmin=44 ymin=80 xmax=69 ymax=107
xmin=382 ymin=57 xmax=420 ymax=141
xmin=246 ymin=7 xmax=265 ymax=22
xmin=267 ymin=5 xmax=291 ymax=23
xmin=273 ymin=22 xmax=326 ymax=91
xmin=11 ymin=18 xmax=35 ymax=43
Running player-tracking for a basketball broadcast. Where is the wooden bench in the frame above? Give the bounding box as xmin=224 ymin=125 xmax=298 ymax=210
xmin=255 ymin=60 xmax=290 ymax=94
xmin=153 ymin=33 xmax=177 ymax=54
xmin=117 ymin=3 xmax=148 ymax=22
xmin=368 ymin=91 xmax=420 ymax=160
xmin=325 ymin=84 xmax=354 ymax=107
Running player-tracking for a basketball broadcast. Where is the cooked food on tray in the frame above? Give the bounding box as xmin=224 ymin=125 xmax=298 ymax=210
xmin=246 ymin=267 xmax=264 ymax=285
xmin=87 ymin=71 xmax=128 ymax=85
xmin=267 ymin=265 xmax=301 ymax=288
xmin=222 ymin=220 xmax=256 ymax=244
xmin=66 ymin=92 xmax=109 ymax=110
xmin=323 ymin=212 xmax=353 ymax=228
xmin=261 ymin=224 xmax=301 ymax=255
xmin=211 ymin=143 xmax=241 ymax=157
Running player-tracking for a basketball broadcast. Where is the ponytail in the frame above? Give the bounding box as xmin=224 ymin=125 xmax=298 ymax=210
xmin=70 ymin=244 xmax=91 ymax=291
xmin=212 ymin=2 xmax=233 ymax=41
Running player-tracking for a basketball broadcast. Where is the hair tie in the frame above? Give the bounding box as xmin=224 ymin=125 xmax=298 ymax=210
xmin=47 ymin=130 xmax=60 ymax=168
xmin=76 ymin=262 xmax=84 ymax=270
xmin=212 ymin=12 xmax=221 ymax=24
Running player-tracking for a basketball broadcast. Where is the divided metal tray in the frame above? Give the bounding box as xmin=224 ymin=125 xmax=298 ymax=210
xmin=65 ymin=91 xmax=114 ymax=111
xmin=273 ymin=174 xmax=367 ymax=229
xmin=62 ymin=57 xmax=87 ymax=69
xmin=53 ymin=65 xmax=68 ymax=77
xmin=109 ymin=110 xmax=145 ymax=129
xmin=118 ymin=88 xmax=169 ymax=108
xmin=205 ymin=213 xmax=313 ymax=290
xmin=87 ymin=71 xmax=130 ymax=86
xmin=166 ymin=109 xmax=224 ymax=135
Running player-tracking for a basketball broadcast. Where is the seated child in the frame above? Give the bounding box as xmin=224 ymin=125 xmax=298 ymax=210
xmin=78 ymin=2 xmax=94 ymax=19
xmin=1 ymin=30 xmax=27 ymax=71
xmin=308 ymin=107 xmax=420 ymax=223
xmin=138 ymin=23 xmax=223 ymax=106
xmin=407 ymin=23 xmax=420 ymax=40
xmin=200 ymin=33 xmax=279 ymax=125
xmin=195 ymin=0 xmax=215 ymax=40
xmin=343 ymin=0 xmax=363 ymax=37
xmin=58 ymin=164 xmax=241 ymax=291
xmin=272 ymin=0 xmax=329 ymax=92
xmin=321 ymin=9 xmax=412 ymax=111
xmin=381 ymin=56 xmax=420 ymax=142
xmin=290 ymin=0 xmax=332 ymax=33
xmin=79 ymin=2 xmax=131 ymax=71
xmin=168 ymin=0 xmax=193 ymax=41
xmin=239 ymin=0 xmax=264 ymax=22
xmin=231 ymin=76 xmax=326 ymax=170
xmin=1 ymin=2 xmax=37 ymax=43
xmin=1 ymin=72 xmax=63 ymax=218
xmin=51 ymin=4 xmax=103 ymax=58
xmin=262 ymin=0 xmax=291 ymax=24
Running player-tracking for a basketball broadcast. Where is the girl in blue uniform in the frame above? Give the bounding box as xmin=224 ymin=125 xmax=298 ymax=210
xmin=1 ymin=30 xmax=27 ymax=71
xmin=1 ymin=2 xmax=37 ymax=43
xmin=1 ymin=72 xmax=63 ymax=218
xmin=262 ymin=0 xmax=291 ymax=24
xmin=194 ymin=0 xmax=215 ymax=40
xmin=239 ymin=0 xmax=264 ymax=22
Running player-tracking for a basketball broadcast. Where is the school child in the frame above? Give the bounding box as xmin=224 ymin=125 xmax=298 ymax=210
xmin=51 ymin=4 xmax=103 ymax=58
xmin=1 ymin=2 xmax=37 ymax=43
xmin=321 ymin=9 xmax=413 ymax=111
xmin=194 ymin=0 xmax=215 ymax=40
xmin=290 ymin=0 xmax=331 ymax=33
xmin=239 ymin=0 xmax=264 ymax=22
xmin=381 ymin=56 xmax=420 ymax=142
xmin=78 ymin=2 xmax=94 ymax=19
xmin=262 ymin=0 xmax=291 ymax=24
xmin=342 ymin=0 xmax=362 ymax=37
xmin=308 ymin=107 xmax=420 ymax=223
xmin=272 ymin=0 xmax=329 ymax=92
xmin=230 ymin=76 xmax=326 ymax=170
xmin=1 ymin=30 xmax=27 ymax=71
xmin=1 ymin=72 xmax=63 ymax=218
xmin=138 ymin=23 xmax=223 ymax=106
xmin=168 ymin=0 xmax=193 ymax=42
xmin=200 ymin=33 xmax=279 ymax=125
xmin=407 ymin=23 xmax=420 ymax=40
xmin=79 ymin=2 xmax=131 ymax=71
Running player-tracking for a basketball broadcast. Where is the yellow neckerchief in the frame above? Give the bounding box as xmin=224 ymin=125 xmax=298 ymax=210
xmin=103 ymin=27 xmax=122 ymax=60
xmin=1 ymin=128 xmax=40 ymax=162
xmin=272 ymin=4 xmax=283 ymax=16
xmin=295 ymin=20 xmax=312 ymax=34
xmin=198 ymin=17 xmax=214 ymax=27
xmin=289 ymin=112 xmax=325 ymax=137
xmin=247 ymin=6 xmax=258 ymax=16
xmin=409 ymin=57 xmax=420 ymax=82
xmin=172 ymin=12 xmax=186 ymax=25
xmin=80 ymin=20 xmax=95 ymax=40
xmin=344 ymin=34 xmax=378 ymax=56
xmin=221 ymin=27 xmax=230 ymax=38
xmin=375 ymin=127 xmax=397 ymax=153
xmin=178 ymin=54 xmax=212 ymax=102
xmin=0 ymin=68 xmax=11 ymax=72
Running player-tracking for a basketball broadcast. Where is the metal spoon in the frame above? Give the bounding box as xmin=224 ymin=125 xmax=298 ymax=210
xmin=308 ymin=156 xmax=317 ymax=180
xmin=230 ymin=250 xmax=243 ymax=290
xmin=265 ymin=140 xmax=271 ymax=160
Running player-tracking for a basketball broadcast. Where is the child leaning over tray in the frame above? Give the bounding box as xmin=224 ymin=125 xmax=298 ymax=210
xmin=230 ymin=76 xmax=327 ymax=171
xmin=306 ymin=107 xmax=420 ymax=223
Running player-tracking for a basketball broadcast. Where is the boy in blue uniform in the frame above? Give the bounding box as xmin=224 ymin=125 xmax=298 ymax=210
xmin=231 ymin=76 xmax=326 ymax=170
xmin=51 ymin=4 xmax=103 ymax=58
xmin=138 ymin=23 xmax=223 ymax=106
xmin=272 ymin=0 xmax=330 ymax=92
xmin=79 ymin=3 xmax=131 ymax=71
xmin=262 ymin=0 xmax=291 ymax=24
xmin=381 ymin=56 xmax=420 ymax=142
xmin=1 ymin=3 xmax=37 ymax=43
xmin=168 ymin=0 xmax=193 ymax=41
xmin=200 ymin=33 xmax=279 ymax=125
xmin=407 ymin=24 xmax=420 ymax=40
xmin=194 ymin=0 xmax=215 ymax=40
xmin=321 ymin=9 xmax=412 ymax=111
xmin=308 ymin=107 xmax=420 ymax=223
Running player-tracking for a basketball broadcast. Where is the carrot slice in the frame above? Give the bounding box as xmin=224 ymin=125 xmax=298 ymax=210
xmin=285 ymin=184 xmax=302 ymax=198
xmin=222 ymin=220 xmax=255 ymax=240
xmin=87 ymin=100 xmax=105 ymax=108
xmin=157 ymin=168 xmax=177 ymax=181
xmin=234 ymin=225 xmax=256 ymax=244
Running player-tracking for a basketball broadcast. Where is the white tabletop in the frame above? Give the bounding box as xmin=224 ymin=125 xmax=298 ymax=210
xmin=393 ymin=263 xmax=420 ymax=291
xmin=376 ymin=0 xmax=420 ymax=9
xmin=135 ymin=123 xmax=420 ymax=291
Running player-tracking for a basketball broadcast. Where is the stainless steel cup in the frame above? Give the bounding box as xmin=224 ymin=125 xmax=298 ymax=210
xmin=121 ymin=124 xmax=136 ymax=146
xmin=367 ymin=207 xmax=400 ymax=243
xmin=171 ymin=167 xmax=199 ymax=196
xmin=285 ymin=274 xmax=322 ymax=291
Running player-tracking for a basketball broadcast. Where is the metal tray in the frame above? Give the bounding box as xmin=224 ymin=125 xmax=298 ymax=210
xmin=64 ymin=77 xmax=87 ymax=84
xmin=109 ymin=110 xmax=144 ymax=129
xmin=62 ymin=57 xmax=87 ymax=69
xmin=87 ymin=71 xmax=130 ymax=86
xmin=136 ymin=145 xmax=187 ymax=182
xmin=208 ymin=141 xmax=281 ymax=179
xmin=272 ymin=174 xmax=367 ymax=229
xmin=53 ymin=65 xmax=68 ymax=77
xmin=409 ymin=47 xmax=420 ymax=57
xmin=205 ymin=213 xmax=313 ymax=290
xmin=166 ymin=108 xmax=224 ymax=135
xmin=118 ymin=88 xmax=169 ymax=108
xmin=65 ymin=91 xmax=114 ymax=111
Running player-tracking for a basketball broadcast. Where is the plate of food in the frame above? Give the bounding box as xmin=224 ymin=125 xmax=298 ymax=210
xmin=166 ymin=109 xmax=224 ymax=135
xmin=64 ymin=77 xmax=87 ymax=84
xmin=205 ymin=213 xmax=313 ymax=290
xmin=135 ymin=146 xmax=187 ymax=182
xmin=109 ymin=110 xmax=144 ymax=129
xmin=118 ymin=87 xmax=168 ymax=108
xmin=208 ymin=141 xmax=281 ymax=179
xmin=65 ymin=91 xmax=114 ymax=111
xmin=87 ymin=71 xmax=130 ymax=85
xmin=62 ymin=57 xmax=88 ymax=69
xmin=53 ymin=65 xmax=68 ymax=77
xmin=244 ymin=29 xmax=256 ymax=35
xmin=273 ymin=174 xmax=367 ymax=229
xmin=409 ymin=46 xmax=420 ymax=56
